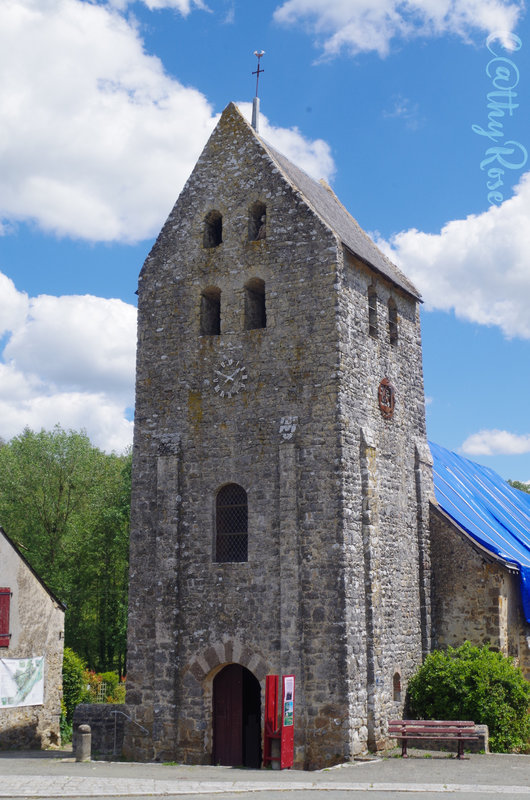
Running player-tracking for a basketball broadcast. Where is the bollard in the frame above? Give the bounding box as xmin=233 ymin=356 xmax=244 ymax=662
xmin=76 ymin=724 xmax=92 ymax=762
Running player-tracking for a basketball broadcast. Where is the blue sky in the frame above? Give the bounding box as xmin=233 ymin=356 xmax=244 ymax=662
xmin=0 ymin=0 xmax=529 ymax=481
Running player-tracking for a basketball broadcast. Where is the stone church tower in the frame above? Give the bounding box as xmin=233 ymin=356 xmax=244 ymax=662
xmin=124 ymin=102 xmax=433 ymax=769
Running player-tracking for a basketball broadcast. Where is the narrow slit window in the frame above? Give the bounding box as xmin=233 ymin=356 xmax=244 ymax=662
xmin=248 ymin=201 xmax=266 ymax=241
xmin=368 ymin=287 xmax=378 ymax=338
xmin=244 ymin=278 xmax=266 ymax=330
xmin=203 ymin=210 xmax=222 ymax=248
xmin=388 ymin=298 xmax=398 ymax=345
xmin=200 ymin=287 xmax=221 ymax=335
xmin=215 ymin=484 xmax=248 ymax=563
xmin=393 ymin=672 xmax=401 ymax=702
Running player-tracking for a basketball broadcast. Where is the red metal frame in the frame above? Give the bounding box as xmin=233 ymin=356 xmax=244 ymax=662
xmin=263 ymin=674 xmax=279 ymax=767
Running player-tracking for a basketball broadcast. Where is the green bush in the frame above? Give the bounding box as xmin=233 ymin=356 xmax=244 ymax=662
xmin=100 ymin=671 xmax=120 ymax=697
xmin=83 ymin=669 xmax=124 ymax=703
xmin=407 ymin=642 xmax=530 ymax=752
xmin=62 ymin=647 xmax=87 ymax=724
xmin=59 ymin=699 xmax=72 ymax=744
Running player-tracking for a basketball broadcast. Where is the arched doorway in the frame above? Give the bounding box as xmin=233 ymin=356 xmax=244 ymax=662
xmin=212 ymin=664 xmax=261 ymax=767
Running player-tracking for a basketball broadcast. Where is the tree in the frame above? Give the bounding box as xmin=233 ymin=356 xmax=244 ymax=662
xmin=509 ymin=480 xmax=530 ymax=495
xmin=66 ymin=453 xmax=131 ymax=673
xmin=0 ymin=426 xmax=130 ymax=673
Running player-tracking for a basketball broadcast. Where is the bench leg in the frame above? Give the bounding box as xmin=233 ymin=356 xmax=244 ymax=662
xmin=401 ymin=738 xmax=408 ymax=758
xmin=457 ymin=739 xmax=463 ymax=759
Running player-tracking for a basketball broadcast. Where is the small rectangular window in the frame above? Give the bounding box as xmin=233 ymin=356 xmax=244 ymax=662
xmin=204 ymin=210 xmax=222 ymax=248
xmin=249 ymin=202 xmax=266 ymax=241
xmin=0 ymin=588 xmax=11 ymax=647
xmin=201 ymin=288 xmax=221 ymax=335
xmin=216 ymin=484 xmax=248 ymax=563
xmin=368 ymin=288 xmax=377 ymax=337
xmin=388 ymin=299 xmax=398 ymax=345
xmin=244 ymin=279 xmax=266 ymax=330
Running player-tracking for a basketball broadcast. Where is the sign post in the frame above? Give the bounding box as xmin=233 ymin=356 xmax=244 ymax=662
xmin=280 ymin=674 xmax=294 ymax=769
xmin=263 ymin=673 xmax=295 ymax=769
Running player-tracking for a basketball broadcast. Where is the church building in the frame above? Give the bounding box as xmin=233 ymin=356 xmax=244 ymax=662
xmin=124 ymin=102 xmax=434 ymax=769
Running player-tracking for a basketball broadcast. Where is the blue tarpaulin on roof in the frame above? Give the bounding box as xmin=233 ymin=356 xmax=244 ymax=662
xmin=430 ymin=441 xmax=530 ymax=624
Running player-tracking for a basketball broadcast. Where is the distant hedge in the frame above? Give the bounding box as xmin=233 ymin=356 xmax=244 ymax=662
xmin=407 ymin=642 xmax=530 ymax=752
xmin=62 ymin=647 xmax=87 ymax=724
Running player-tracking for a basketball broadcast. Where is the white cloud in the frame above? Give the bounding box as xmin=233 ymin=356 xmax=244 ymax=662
xmin=0 ymin=0 xmax=335 ymax=244
xmin=0 ymin=0 xmax=215 ymax=243
xmin=0 ymin=272 xmax=136 ymax=453
xmin=0 ymin=390 xmax=134 ymax=454
xmin=108 ymin=0 xmax=207 ymax=12
xmin=4 ymin=294 xmax=136 ymax=397
xmin=461 ymin=429 xmax=530 ymax=456
xmin=382 ymin=94 xmax=423 ymax=131
xmin=376 ymin=171 xmax=530 ymax=339
xmin=0 ymin=274 xmax=29 ymax=337
xmin=273 ymin=0 xmax=523 ymax=57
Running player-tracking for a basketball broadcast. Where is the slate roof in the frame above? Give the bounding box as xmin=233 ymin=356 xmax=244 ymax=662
xmin=261 ymin=139 xmax=421 ymax=300
xmin=430 ymin=441 xmax=530 ymax=622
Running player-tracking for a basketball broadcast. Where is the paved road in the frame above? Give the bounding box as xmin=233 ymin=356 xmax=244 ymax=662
xmin=0 ymin=750 xmax=529 ymax=799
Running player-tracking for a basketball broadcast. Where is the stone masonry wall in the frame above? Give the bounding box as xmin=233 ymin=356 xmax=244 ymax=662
xmin=73 ymin=704 xmax=127 ymax=759
xmin=431 ymin=506 xmax=530 ymax=678
xmin=0 ymin=533 xmax=64 ymax=749
xmin=126 ymin=103 xmax=349 ymax=768
xmin=125 ymin=102 xmax=432 ymax=769
xmin=337 ymin=249 xmax=431 ymax=754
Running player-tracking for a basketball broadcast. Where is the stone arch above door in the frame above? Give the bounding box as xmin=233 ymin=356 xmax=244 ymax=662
xmin=187 ymin=639 xmax=269 ymax=684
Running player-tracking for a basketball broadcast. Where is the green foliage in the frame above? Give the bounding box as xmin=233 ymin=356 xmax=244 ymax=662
xmin=60 ymin=699 xmax=73 ymax=744
xmin=0 ymin=425 xmax=131 ymax=672
xmin=62 ymin=647 xmax=87 ymax=724
xmin=407 ymin=642 xmax=530 ymax=752
xmin=83 ymin=669 xmax=125 ymax=703
xmin=509 ymin=480 xmax=530 ymax=495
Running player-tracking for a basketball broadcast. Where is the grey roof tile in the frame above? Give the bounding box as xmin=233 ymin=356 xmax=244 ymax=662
xmin=260 ymin=138 xmax=421 ymax=300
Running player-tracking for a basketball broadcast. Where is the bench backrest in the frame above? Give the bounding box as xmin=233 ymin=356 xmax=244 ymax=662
xmin=388 ymin=719 xmax=476 ymax=734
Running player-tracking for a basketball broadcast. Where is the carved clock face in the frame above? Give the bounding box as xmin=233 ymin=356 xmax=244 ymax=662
xmin=213 ymin=358 xmax=248 ymax=398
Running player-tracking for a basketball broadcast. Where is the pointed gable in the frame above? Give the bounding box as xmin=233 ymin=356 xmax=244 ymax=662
xmin=142 ymin=102 xmax=420 ymax=301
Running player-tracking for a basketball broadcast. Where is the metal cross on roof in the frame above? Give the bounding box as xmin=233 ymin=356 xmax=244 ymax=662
xmin=252 ymin=50 xmax=265 ymax=98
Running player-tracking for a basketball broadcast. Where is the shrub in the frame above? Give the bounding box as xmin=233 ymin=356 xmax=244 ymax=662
xmin=100 ymin=671 xmax=120 ymax=698
xmin=62 ymin=647 xmax=87 ymax=724
xmin=83 ymin=668 xmax=124 ymax=703
xmin=407 ymin=642 xmax=530 ymax=752
xmin=59 ymin=699 xmax=72 ymax=744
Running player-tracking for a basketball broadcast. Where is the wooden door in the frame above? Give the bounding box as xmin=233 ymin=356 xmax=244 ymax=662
xmin=213 ymin=664 xmax=243 ymax=766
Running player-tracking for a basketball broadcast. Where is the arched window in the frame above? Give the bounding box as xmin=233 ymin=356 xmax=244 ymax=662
xmin=248 ymin=201 xmax=266 ymax=241
xmin=393 ymin=672 xmax=402 ymax=702
xmin=388 ymin=298 xmax=398 ymax=345
xmin=368 ymin=286 xmax=378 ymax=337
xmin=215 ymin=484 xmax=248 ymax=563
xmin=203 ymin=210 xmax=222 ymax=248
xmin=200 ymin=287 xmax=221 ymax=335
xmin=244 ymin=278 xmax=266 ymax=330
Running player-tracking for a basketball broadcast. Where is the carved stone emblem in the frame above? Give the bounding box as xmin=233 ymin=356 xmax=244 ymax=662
xmin=279 ymin=416 xmax=298 ymax=440
xmin=378 ymin=378 xmax=395 ymax=419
